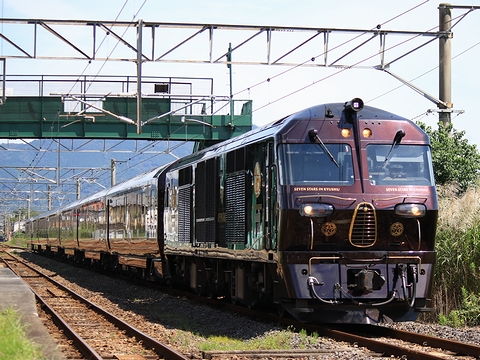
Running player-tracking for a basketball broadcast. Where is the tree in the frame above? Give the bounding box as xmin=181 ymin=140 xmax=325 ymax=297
xmin=418 ymin=122 xmax=480 ymax=194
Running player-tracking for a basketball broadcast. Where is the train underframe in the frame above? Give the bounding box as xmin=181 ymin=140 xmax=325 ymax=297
xmin=30 ymin=243 xmax=277 ymax=307
xmin=30 ymin=244 xmax=433 ymax=324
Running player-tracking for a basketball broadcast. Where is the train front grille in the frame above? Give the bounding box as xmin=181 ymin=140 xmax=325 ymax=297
xmin=349 ymin=202 xmax=377 ymax=247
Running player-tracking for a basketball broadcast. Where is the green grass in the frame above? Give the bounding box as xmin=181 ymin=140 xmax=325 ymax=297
xmin=199 ymin=330 xmax=293 ymax=352
xmin=0 ymin=307 xmax=44 ymax=360
xmin=5 ymin=233 xmax=29 ymax=249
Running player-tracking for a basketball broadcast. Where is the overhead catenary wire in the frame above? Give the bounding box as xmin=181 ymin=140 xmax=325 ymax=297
xmin=230 ymin=0 xmax=431 ymax=100
xmin=242 ymin=6 xmax=476 ymax=122
xmin=8 ymin=1 xmax=153 ymax=209
xmin=7 ymin=2 xmax=480 ymax=212
xmin=8 ymin=1 xmax=438 ymax=209
xmin=368 ymin=36 xmax=480 ymax=105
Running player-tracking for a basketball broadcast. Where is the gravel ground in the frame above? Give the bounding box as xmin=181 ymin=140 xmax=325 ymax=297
xmin=20 ymin=252 xmax=480 ymax=359
xmin=384 ymin=321 xmax=480 ymax=346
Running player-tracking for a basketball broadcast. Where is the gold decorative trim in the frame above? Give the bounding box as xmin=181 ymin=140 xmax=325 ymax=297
xmin=348 ymin=202 xmax=377 ymax=247
xmin=254 ymin=162 xmax=262 ymax=198
xmin=321 ymin=222 xmax=337 ymax=237
xmin=390 ymin=222 xmax=404 ymax=237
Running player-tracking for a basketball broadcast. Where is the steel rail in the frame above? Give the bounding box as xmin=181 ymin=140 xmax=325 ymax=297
xmin=0 ymin=254 xmax=102 ymax=360
xmin=177 ymin=288 xmax=460 ymax=360
xmin=1 ymin=252 xmax=188 ymax=360
xmin=9 ymin=247 xmax=478 ymax=360
xmin=194 ymin=292 xmax=477 ymax=360
xmin=361 ymin=324 xmax=480 ymax=358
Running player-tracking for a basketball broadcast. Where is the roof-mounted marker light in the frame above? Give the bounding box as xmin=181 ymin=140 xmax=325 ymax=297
xmin=345 ymin=98 xmax=364 ymax=112
xmin=341 ymin=128 xmax=351 ymax=138
xmin=363 ymin=128 xmax=372 ymax=138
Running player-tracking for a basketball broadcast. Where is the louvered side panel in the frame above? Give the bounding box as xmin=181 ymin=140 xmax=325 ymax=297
xmin=225 ymin=172 xmax=246 ymax=244
xmin=178 ymin=186 xmax=192 ymax=243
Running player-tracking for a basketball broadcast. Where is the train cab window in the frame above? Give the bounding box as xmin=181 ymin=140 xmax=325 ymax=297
xmin=366 ymin=144 xmax=434 ymax=186
xmin=278 ymin=143 xmax=354 ymax=186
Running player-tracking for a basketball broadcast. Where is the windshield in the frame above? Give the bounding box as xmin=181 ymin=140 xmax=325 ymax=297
xmin=278 ymin=143 xmax=354 ymax=186
xmin=367 ymin=144 xmax=434 ymax=186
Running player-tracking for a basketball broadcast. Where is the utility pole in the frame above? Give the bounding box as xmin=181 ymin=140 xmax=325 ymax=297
xmin=136 ymin=19 xmax=143 ymax=135
xmin=439 ymin=3 xmax=452 ymax=125
xmin=76 ymin=179 xmax=81 ymax=200
xmin=111 ymin=159 xmax=117 ymax=187
xmin=47 ymin=185 xmax=52 ymax=211
xmin=227 ymin=43 xmax=234 ymax=127
xmin=27 ymin=195 xmax=31 ymax=219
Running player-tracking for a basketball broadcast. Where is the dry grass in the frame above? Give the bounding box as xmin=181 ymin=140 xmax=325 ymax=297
xmin=437 ymin=184 xmax=480 ymax=231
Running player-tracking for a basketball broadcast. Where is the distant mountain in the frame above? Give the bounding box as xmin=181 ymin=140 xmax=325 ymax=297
xmin=0 ymin=139 xmax=194 ymax=213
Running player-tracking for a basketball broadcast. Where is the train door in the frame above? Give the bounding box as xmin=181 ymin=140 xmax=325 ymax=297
xmin=248 ymin=143 xmax=267 ymax=250
xmin=267 ymin=142 xmax=278 ymax=251
xmin=108 ymin=195 xmax=129 ymax=253
xmin=165 ymin=166 xmax=195 ymax=245
xmin=223 ymin=141 xmax=273 ymax=251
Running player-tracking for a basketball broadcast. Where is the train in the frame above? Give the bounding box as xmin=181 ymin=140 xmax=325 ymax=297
xmin=26 ymin=98 xmax=438 ymax=324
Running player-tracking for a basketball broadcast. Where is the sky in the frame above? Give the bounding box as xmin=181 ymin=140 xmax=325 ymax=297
xmin=1 ymin=0 xmax=480 ymax=146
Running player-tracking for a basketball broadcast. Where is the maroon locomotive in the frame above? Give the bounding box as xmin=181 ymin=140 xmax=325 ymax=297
xmin=28 ymin=98 xmax=437 ymax=324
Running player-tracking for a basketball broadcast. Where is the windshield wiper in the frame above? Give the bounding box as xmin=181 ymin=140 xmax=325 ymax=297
xmin=383 ymin=130 xmax=406 ymax=167
xmin=308 ymin=129 xmax=339 ymax=168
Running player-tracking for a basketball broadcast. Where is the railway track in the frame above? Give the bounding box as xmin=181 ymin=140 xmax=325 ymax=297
xmin=228 ymin=304 xmax=480 ymax=359
xmin=5 ymin=246 xmax=480 ymax=360
xmin=0 ymin=249 xmax=188 ymax=360
xmin=130 ymin=264 xmax=480 ymax=359
xmin=199 ymin=306 xmax=480 ymax=360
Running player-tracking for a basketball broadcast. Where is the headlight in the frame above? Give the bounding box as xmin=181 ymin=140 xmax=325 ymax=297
xmin=395 ymin=204 xmax=426 ymax=218
xmin=299 ymin=203 xmax=334 ymax=217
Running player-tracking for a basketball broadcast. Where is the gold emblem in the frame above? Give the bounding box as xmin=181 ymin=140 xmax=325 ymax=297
xmin=321 ymin=222 xmax=337 ymax=237
xmin=254 ymin=162 xmax=262 ymax=198
xmin=390 ymin=222 xmax=404 ymax=237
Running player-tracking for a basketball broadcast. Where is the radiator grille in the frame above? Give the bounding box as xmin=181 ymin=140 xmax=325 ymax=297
xmin=349 ymin=202 xmax=377 ymax=247
xmin=178 ymin=186 xmax=192 ymax=243
xmin=225 ymin=172 xmax=246 ymax=244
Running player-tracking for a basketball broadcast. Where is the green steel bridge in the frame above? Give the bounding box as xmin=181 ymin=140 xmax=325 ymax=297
xmin=0 ymin=74 xmax=252 ymax=143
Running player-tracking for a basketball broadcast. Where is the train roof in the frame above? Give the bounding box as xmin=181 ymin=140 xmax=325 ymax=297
xmin=26 ymin=99 xmax=418 ymax=221
xmin=104 ymin=163 xmax=170 ymax=197
xmin=28 ymin=163 xmax=173 ymax=221
xmin=170 ymin=99 xmax=412 ymax=168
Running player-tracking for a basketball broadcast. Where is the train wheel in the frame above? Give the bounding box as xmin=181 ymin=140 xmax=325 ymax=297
xmin=277 ymin=304 xmax=286 ymax=318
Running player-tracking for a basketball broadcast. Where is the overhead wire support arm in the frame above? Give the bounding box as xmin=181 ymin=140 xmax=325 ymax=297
xmin=380 ymin=68 xmax=450 ymax=109
xmin=63 ymin=94 xmax=136 ymax=125
xmin=0 ymin=33 xmax=32 ymax=58
xmin=0 ymin=18 xmax=441 ymax=66
xmin=97 ymin=21 xmax=150 ymax=61
xmin=378 ymin=36 xmax=439 ymax=69
xmin=213 ymin=29 xmax=265 ymax=63
xmin=271 ymin=31 xmax=322 ymax=65
xmin=141 ymin=97 xmax=207 ymax=126
xmin=155 ymin=26 xmax=208 ymax=61
xmin=37 ymin=21 xmax=92 ymax=60
xmin=329 ymin=33 xmax=378 ymax=67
